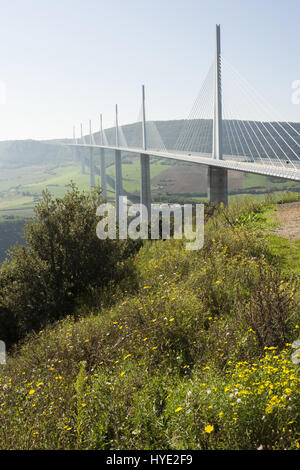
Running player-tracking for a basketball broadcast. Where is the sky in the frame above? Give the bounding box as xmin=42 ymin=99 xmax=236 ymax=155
xmin=0 ymin=0 xmax=299 ymax=141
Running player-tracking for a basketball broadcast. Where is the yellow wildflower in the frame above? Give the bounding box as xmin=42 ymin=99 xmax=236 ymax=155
xmin=204 ymin=425 xmax=214 ymax=433
xmin=175 ymin=407 xmax=183 ymax=413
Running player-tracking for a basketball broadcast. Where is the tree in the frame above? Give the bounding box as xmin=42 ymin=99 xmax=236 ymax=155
xmin=0 ymin=184 xmax=140 ymax=347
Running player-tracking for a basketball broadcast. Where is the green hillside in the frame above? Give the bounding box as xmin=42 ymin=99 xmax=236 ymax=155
xmin=0 ymin=188 xmax=299 ymax=450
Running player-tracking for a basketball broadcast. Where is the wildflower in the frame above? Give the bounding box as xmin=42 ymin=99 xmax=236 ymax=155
xmin=175 ymin=407 xmax=183 ymax=413
xmin=204 ymin=425 xmax=214 ymax=434
xmin=28 ymin=389 xmax=35 ymax=395
xmin=120 ymin=371 xmax=126 ymax=377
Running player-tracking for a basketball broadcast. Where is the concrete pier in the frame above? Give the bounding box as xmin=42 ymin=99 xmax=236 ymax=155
xmin=89 ymin=120 xmax=95 ymax=187
xmin=100 ymin=147 xmax=106 ymax=198
xmin=80 ymin=123 xmax=85 ymax=174
xmin=140 ymin=153 xmax=151 ymax=215
xmin=90 ymin=147 xmax=95 ymax=187
xmin=208 ymin=166 xmax=228 ymax=205
xmin=115 ymin=149 xmax=123 ymax=219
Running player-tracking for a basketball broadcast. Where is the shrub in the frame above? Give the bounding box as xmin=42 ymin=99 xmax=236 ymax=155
xmin=0 ymin=184 xmax=141 ymax=347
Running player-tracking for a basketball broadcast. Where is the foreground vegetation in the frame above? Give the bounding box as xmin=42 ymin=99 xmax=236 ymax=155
xmin=0 ymin=188 xmax=299 ymax=450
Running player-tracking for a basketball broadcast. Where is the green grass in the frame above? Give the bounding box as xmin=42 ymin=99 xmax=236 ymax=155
xmin=242 ymin=173 xmax=300 ymax=191
xmin=0 ymin=160 xmax=172 ymax=213
xmin=1 ymin=157 xmax=300 ymax=215
xmin=0 ymin=198 xmax=299 ymax=450
xmin=106 ymin=159 xmax=173 ymax=194
xmin=0 ymin=195 xmax=34 ymax=210
xmin=265 ymin=235 xmax=300 ymax=275
xmin=23 ymin=166 xmax=91 ymax=197
xmin=0 ymin=165 xmax=84 ymax=212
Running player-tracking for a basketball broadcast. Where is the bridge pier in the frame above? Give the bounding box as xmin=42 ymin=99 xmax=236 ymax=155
xmin=115 ymin=149 xmax=123 ymax=219
xmin=81 ymin=156 xmax=85 ymax=174
xmin=100 ymin=148 xmax=107 ymax=198
xmin=89 ymin=120 xmax=95 ymax=187
xmin=140 ymin=153 xmax=151 ymax=218
xmin=75 ymin=147 xmax=85 ymax=174
xmin=208 ymin=166 xmax=228 ymax=205
xmin=90 ymin=148 xmax=95 ymax=187
xmin=80 ymin=123 xmax=85 ymax=174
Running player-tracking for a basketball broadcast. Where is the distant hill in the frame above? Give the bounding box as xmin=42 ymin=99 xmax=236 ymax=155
xmin=0 ymin=139 xmax=73 ymax=168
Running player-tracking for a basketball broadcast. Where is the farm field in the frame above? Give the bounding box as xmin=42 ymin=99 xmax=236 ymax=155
xmin=0 ymin=156 xmax=300 ymax=216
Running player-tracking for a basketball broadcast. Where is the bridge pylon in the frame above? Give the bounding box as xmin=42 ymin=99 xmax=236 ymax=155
xmin=99 ymin=114 xmax=107 ymax=199
xmin=114 ymin=104 xmax=123 ymax=220
xmin=89 ymin=120 xmax=95 ymax=187
xmin=208 ymin=24 xmax=228 ymax=205
xmin=80 ymin=123 xmax=85 ymax=174
xmin=140 ymin=85 xmax=151 ymax=220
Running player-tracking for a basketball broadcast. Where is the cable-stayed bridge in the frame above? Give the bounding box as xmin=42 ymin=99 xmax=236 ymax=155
xmin=66 ymin=25 xmax=300 ymax=214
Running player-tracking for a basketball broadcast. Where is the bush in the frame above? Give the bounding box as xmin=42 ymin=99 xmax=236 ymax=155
xmin=0 ymin=184 xmax=141 ymax=347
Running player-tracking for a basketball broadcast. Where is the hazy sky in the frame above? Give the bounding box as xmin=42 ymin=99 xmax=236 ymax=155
xmin=0 ymin=0 xmax=299 ymax=141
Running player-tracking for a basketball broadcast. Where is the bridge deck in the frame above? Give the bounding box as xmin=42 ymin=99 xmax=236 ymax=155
xmin=68 ymin=143 xmax=300 ymax=182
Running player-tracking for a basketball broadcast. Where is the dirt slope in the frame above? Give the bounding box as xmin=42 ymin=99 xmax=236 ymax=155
xmin=273 ymin=202 xmax=300 ymax=241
